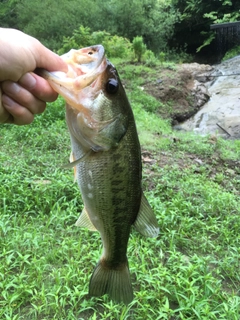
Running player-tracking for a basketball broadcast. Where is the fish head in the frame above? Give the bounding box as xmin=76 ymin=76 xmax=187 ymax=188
xmin=40 ymin=45 xmax=108 ymax=111
xmin=40 ymin=45 xmax=130 ymax=151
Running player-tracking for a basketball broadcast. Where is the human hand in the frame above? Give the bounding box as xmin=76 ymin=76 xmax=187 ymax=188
xmin=0 ymin=28 xmax=67 ymax=125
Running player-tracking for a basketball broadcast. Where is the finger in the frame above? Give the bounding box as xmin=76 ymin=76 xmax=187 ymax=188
xmin=1 ymin=94 xmax=35 ymax=125
xmin=19 ymin=72 xmax=59 ymax=102
xmin=0 ymin=86 xmax=12 ymax=123
xmin=2 ymin=80 xmax=46 ymax=115
xmin=34 ymin=43 xmax=68 ymax=72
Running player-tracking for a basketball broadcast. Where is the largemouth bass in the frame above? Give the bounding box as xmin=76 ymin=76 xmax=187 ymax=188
xmin=40 ymin=45 xmax=159 ymax=304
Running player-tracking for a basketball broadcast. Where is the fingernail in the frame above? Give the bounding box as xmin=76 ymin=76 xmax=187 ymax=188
xmin=20 ymin=73 xmax=37 ymax=90
xmin=0 ymin=96 xmax=12 ymax=123
xmin=2 ymin=95 xmax=15 ymax=108
xmin=6 ymin=82 xmax=21 ymax=94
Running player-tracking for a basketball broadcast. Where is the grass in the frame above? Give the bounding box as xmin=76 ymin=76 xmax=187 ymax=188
xmin=0 ymin=62 xmax=240 ymax=319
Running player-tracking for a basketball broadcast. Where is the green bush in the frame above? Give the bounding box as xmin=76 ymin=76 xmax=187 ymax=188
xmin=222 ymin=45 xmax=240 ymax=61
xmin=58 ymin=25 xmax=92 ymax=55
xmin=58 ymin=25 xmax=132 ymax=59
xmin=132 ymin=36 xmax=147 ymax=62
xmin=143 ymin=50 xmax=158 ymax=67
xmin=102 ymin=35 xmax=132 ymax=58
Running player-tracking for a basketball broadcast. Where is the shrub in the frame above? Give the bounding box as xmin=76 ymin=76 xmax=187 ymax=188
xmin=58 ymin=25 xmax=92 ymax=55
xmin=222 ymin=45 xmax=240 ymax=61
xmin=143 ymin=50 xmax=158 ymax=67
xmin=102 ymin=35 xmax=132 ymax=59
xmin=132 ymin=36 xmax=147 ymax=62
xmin=58 ymin=25 xmax=132 ymax=59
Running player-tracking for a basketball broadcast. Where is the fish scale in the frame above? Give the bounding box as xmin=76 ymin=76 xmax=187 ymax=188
xmin=40 ymin=45 xmax=159 ymax=304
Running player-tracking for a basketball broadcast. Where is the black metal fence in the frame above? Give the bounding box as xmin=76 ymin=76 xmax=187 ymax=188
xmin=210 ymin=21 xmax=240 ymax=61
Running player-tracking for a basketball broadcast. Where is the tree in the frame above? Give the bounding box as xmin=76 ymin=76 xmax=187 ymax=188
xmin=14 ymin=0 xmax=101 ymax=50
xmin=96 ymin=0 xmax=179 ymax=53
xmin=1 ymin=0 xmax=178 ymax=54
xmin=171 ymin=0 xmax=240 ymax=56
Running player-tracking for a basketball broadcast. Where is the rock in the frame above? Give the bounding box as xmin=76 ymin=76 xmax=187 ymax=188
xmin=191 ymin=80 xmax=211 ymax=109
xmin=142 ymin=61 xmax=215 ymax=124
xmin=176 ymin=56 xmax=240 ymax=139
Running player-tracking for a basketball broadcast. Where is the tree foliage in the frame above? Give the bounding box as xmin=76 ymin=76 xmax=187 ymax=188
xmin=0 ymin=0 xmax=177 ymax=53
xmin=172 ymin=0 xmax=240 ymax=55
xmin=15 ymin=0 xmax=102 ymax=50
xmin=96 ymin=0 xmax=179 ymax=53
xmin=1 ymin=0 xmax=240 ymax=59
xmin=58 ymin=26 xmax=132 ymax=59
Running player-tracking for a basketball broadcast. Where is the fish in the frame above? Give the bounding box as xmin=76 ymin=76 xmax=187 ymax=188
xmin=40 ymin=45 xmax=159 ymax=304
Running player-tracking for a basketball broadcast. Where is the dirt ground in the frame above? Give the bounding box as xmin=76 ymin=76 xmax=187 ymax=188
xmin=140 ymin=62 xmax=240 ymax=190
xmin=143 ymin=63 xmax=214 ymax=124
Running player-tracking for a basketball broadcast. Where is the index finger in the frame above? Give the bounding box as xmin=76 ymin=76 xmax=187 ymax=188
xmin=18 ymin=73 xmax=59 ymax=102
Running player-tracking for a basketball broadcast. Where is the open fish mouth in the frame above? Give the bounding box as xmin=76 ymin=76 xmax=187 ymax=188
xmin=61 ymin=45 xmax=106 ymax=74
xmin=38 ymin=45 xmax=107 ymax=110
xmin=60 ymin=45 xmax=107 ymax=88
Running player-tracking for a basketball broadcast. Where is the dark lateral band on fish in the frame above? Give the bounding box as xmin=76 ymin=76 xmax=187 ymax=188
xmin=42 ymin=45 xmax=159 ymax=304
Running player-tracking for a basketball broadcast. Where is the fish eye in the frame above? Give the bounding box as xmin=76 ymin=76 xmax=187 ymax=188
xmin=106 ymin=79 xmax=119 ymax=94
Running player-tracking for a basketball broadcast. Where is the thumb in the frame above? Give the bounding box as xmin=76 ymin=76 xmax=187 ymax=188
xmin=34 ymin=43 xmax=68 ymax=73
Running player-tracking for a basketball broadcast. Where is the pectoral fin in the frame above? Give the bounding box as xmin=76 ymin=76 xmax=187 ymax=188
xmin=70 ymin=152 xmax=77 ymax=182
xmin=134 ymin=193 xmax=159 ymax=238
xmin=75 ymin=207 xmax=97 ymax=231
xmin=62 ymin=149 xmax=92 ymax=169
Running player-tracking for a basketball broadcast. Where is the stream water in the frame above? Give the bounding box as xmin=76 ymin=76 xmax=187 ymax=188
xmin=178 ymin=56 xmax=240 ymax=139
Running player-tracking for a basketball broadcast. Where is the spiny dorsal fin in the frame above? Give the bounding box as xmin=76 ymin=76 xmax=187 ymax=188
xmin=75 ymin=207 xmax=97 ymax=231
xmin=134 ymin=193 xmax=159 ymax=238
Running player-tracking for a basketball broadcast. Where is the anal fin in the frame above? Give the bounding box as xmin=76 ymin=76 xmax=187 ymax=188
xmin=134 ymin=193 xmax=159 ymax=237
xmin=75 ymin=207 xmax=97 ymax=231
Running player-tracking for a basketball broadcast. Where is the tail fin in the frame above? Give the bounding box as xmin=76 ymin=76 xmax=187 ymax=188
xmin=89 ymin=260 xmax=133 ymax=304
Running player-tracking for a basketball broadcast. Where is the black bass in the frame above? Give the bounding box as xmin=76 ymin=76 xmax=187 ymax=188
xmin=40 ymin=45 xmax=159 ymax=304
